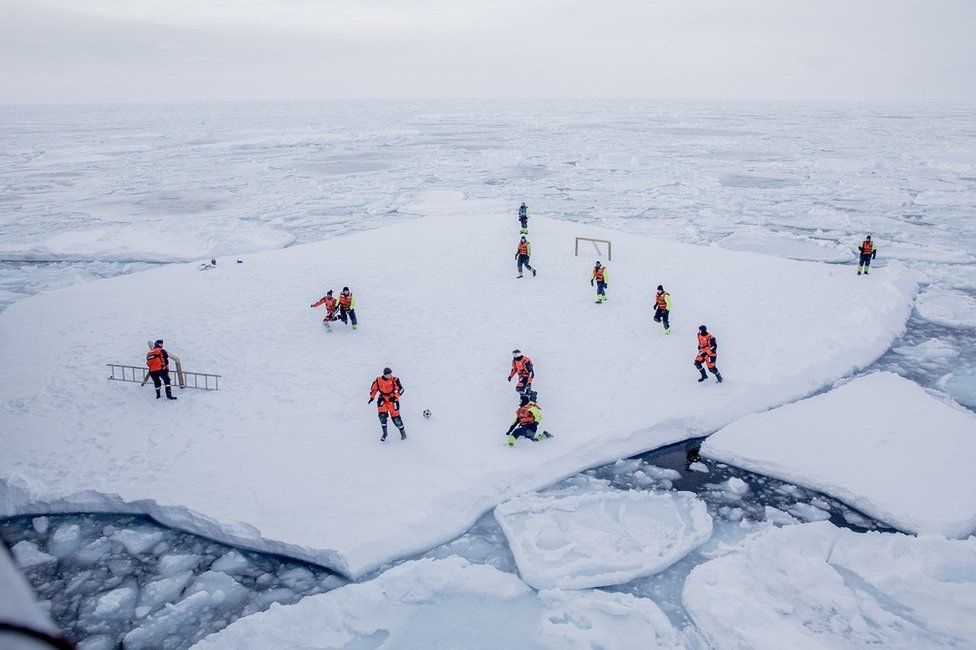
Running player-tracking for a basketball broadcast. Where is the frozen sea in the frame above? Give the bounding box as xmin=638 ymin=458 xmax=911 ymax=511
xmin=2 ymin=99 xmax=975 ymax=647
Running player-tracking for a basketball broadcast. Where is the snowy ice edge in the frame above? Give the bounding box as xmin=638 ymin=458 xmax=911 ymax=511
xmin=0 ymin=477 xmax=353 ymax=578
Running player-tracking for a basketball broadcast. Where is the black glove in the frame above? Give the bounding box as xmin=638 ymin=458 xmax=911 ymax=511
xmin=368 ymin=397 xmax=374 ymax=404
xmin=604 ymin=284 xmax=608 ymax=288
xmin=590 ymin=280 xmax=594 ymax=286
xmin=508 ymin=376 xmax=512 ymax=382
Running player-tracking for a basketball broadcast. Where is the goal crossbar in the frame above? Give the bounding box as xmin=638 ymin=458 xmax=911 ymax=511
xmin=574 ymin=237 xmax=612 ymax=261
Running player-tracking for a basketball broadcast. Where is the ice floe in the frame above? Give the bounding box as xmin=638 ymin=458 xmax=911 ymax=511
xmin=683 ymin=521 xmax=976 ymax=649
xmin=193 ymin=556 xmax=685 ymax=649
xmin=494 ymin=488 xmax=712 ymax=590
xmin=0 ymin=201 xmax=916 ymax=578
xmin=915 ymin=287 xmax=976 ymax=328
xmin=702 ymin=372 xmax=976 ymax=537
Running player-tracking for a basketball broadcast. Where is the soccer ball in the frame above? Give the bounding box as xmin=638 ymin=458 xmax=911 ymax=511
xmin=422 ymin=409 xmax=431 ymax=419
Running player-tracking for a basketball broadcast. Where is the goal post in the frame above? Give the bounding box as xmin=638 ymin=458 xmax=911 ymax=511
xmin=575 ymin=236 xmax=612 ymax=261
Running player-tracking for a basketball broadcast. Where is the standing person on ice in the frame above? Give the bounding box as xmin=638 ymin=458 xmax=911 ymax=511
xmin=310 ymin=290 xmax=339 ymax=329
xmin=508 ymin=349 xmax=536 ymax=400
xmin=857 ymin=235 xmax=877 ymax=275
xmin=337 ymin=287 xmax=358 ymax=330
xmin=518 ymin=202 xmax=529 ymax=234
xmin=369 ymin=367 xmax=406 ymax=442
xmin=146 ymin=339 xmax=177 ymax=400
xmin=694 ymin=325 xmax=723 ymax=384
xmin=654 ymin=285 xmax=672 ymax=334
xmin=515 ymin=236 xmax=537 ymax=279
xmin=505 ymin=395 xmax=551 ymax=446
xmin=591 ymin=261 xmax=608 ymax=303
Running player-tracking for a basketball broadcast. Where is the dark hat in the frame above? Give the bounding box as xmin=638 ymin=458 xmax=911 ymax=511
xmin=383 ymin=367 xmax=392 ymax=375
xmin=699 ymin=325 xmax=708 ymax=334
xmin=657 ymin=285 xmax=664 ymax=291
xmin=154 ymin=339 xmax=164 ymax=347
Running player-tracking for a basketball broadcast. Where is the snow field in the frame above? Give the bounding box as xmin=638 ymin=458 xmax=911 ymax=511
xmin=0 ymin=193 xmax=917 ymax=578
xmin=701 ymin=372 xmax=976 ymax=537
xmin=192 ymin=556 xmax=686 ymax=650
xmin=683 ymin=522 xmax=976 ymax=649
xmin=494 ymin=487 xmax=712 ymax=590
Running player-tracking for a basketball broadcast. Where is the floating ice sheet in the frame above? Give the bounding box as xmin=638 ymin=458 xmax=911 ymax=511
xmin=683 ymin=522 xmax=976 ymax=649
xmin=915 ymin=287 xmax=976 ymax=328
xmin=494 ymin=488 xmax=712 ymax=590
xmin=193 ymin=556 xmax=685 ymax=650
xmin=0 ymin=203 xmax=916 ymax=578
xmin=702 ymin=372 xmax=976 ymax=537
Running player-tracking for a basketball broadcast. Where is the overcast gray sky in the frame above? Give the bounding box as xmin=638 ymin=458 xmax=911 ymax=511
xmin=1 ymin=0 xmax=974 ymax=103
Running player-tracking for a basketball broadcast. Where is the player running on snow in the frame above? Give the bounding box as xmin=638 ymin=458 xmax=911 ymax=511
xmin=146 ymin=339 xmax=177 ymax=400
xmin=310 ymin=290 xmax=339 ymax=330
xmin=516 ymin=236 xmax=537 ymax=278
xmin=591 ymin=261 xmax=608 ymax=303
xmin=654 ymin=285 xmax=672 ymax=334
xmin=857 ymin=235 xmax=877 ymax=275
xmin=337 ymin=287 xmax=358 ymax=330
xmin=505 ymin=394 xmax=551 ymax=446
xmin=518 ymin=202 xmax=529 ymax=234
xmin=694 ymin=325 xmax=723 ymax=383
xmin=508 ymin=349 xmax=536 ymax=400
xmin=369 ymin=367 xmax=406 ymax=441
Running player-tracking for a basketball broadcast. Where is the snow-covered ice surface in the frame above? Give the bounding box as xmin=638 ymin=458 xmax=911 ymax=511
xmin=701 ymin=372 xmax=976 ymax=537
xmin=494 ymin=487 xmax=712 ymax=590
xmin=0 ymin=513 xmax=345 ymax=650
xmin=915 ymin=287 xmax=976 ymax=328
xmin=0 ymin=204 xmax=915 ymax=578
xmin=193 ymin=555 xmax=685 ymax=650
xmin=683 ymin=521 xmax=976 ymax=649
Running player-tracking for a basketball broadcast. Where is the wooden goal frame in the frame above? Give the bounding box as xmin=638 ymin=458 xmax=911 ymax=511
xmin=575 ymin=236 xmax=612 ymax=261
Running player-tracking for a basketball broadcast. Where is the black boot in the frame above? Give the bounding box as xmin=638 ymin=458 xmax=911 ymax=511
xmin=400 ymin=428 xmax=407 ymax=441
xmin=380 ymin=429 xmax=388 ymax=442
xmin=716 ymin=373 xmax=724 ymax=383
xmin=166 ymin=387 xmax=177 ymax=400
xmin=155 ymin=389 xmax=161 ymax=399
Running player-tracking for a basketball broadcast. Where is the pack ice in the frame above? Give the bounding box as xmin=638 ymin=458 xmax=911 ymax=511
xmin=683 ymin=521 xmax=976 ymax=649
xmin=192 ymin=556 xmax=684 ymax=650
xmin=494 ymin=487 xmax=712 ymax=590
xmin=701 ymin=372 xmax=976 ymax=537
xmin=0 ymin=195 xmax=916 ymax=578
